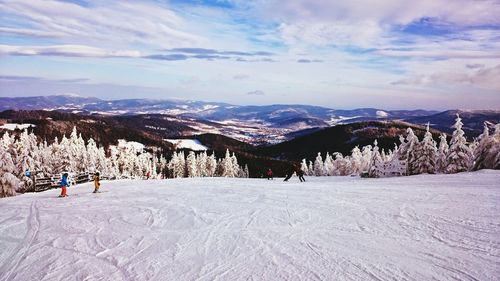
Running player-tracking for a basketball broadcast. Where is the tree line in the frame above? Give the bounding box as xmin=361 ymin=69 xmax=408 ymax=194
xmin=0 ymin=127 xmax=248 ymax=197
xmin=300 ymin=115 xmax=499 ymax=177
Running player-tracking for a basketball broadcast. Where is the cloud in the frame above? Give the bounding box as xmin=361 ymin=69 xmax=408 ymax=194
xmin=144 ymin=54 xmax=189 ymax=61
xmin=246 ymin=90 xmax=265 ymax=96
xmin=0 ymin=44 xmax=276 ymax=62
xmin=392 ymin=64 xmax=500 ymax=90
xmin=0 ymin=75 xmax=89 ymax=83
xmin=466 ymin=63 xmax=485 ymax=69
xmin=0 ymin=1 xmax=202 ymax=48
xmin=166 ymin=48 xmax=275 ymax=56
xmin=146 ymin=47 xmax=276 ymax=62
xmin=375 ymin=49 xmax=500 ymax=59
xmin=0 ymin=44 xmax=141 ymax=58
xmin=233 ymin=74 xmax=249 ymax=80
xmin=297 ymin=59 xmax=323 ymax=63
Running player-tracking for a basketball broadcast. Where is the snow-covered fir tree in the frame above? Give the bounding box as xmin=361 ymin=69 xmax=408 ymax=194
xmin=368 ymin=140 xmax=384 ymax=178
xmin=300 ymin=159 xmax=309 ymax=176
xmin=206 ymin=152 xmax=217 ymax=177
xmin=410 ymin=124 xmax=437 ymax=175
xmin=230 ymin=152 xmax=240 ymax=178
xmin=186 ymin=151 xmax=198 ymax=177
xmin=350 ymin=146 xmax=363 ymax=175
xmin=323 ymin=153 xmax=334 ymax=176
xmin=196 ymin=152 xmax=208 ymax=177
xmin=405 ymin=128 xmax=420 ymax=175
xmin=436 ymin=134 xmax=449 ymax=173
xmin=313 ymin=152 xmax=325 ymax=176
xmin=479 ymin=123 xmax=500 ymax=170
xmin=0 ymin=145 xmax=19 ymax=197
xmin=445 ymin=114 xmax=472 ymax=174
xmin=307 ymin=160 xmax=314 ymax=176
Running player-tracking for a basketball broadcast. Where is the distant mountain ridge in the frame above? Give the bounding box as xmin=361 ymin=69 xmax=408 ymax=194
xmin=1 ymin=95 xmax=498 ymax=142
xmin=0 ymin=94 xmax=437 ymax=124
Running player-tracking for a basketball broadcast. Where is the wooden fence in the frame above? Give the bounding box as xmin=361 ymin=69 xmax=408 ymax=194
xmin=34 ymin=172 xmax=92 ymax=192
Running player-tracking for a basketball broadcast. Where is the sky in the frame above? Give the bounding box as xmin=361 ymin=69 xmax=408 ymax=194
xmin=0 ymin=0 xmax=499 ymax=110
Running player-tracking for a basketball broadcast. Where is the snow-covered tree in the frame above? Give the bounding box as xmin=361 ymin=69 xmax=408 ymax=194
xmin=360 ymin=145 xmax=372 ymax=172
xmin=86 ymin=138 xmax=99 ymax=173
xmin=13 ymin=130 xmax=38 ymax=191
xmin=206 ymin=152 xmax=217 ymax=177
xmin=313 ymin=153 xmax=324 ymax=176
xmin=196 ymin=152 xmax=208 ymax=177
xmin=404 ymin=128 xmax=420 ymax=175
xmin=307 ymin=160 xmax=314 ymax=176
xmin=0 ymin=145 xmax=19 ymax=197
xmin=333 ymin=153 xmax=351 ymax=176
xmin=243 ymin=164 xmax=250 ymax=178
xmin=231 ymin=152 xmax=240 ymax=178
xmin=472 ymin=123 xmax=492 ymax=170
xmin=55 ymin=135 xmax=72 ymax=174
xmin=436 ymin=134 xmax=449 ymax=173
xmin=368 ymin=140 xmax=384 ymax=178
xmin=300 ymin=159 xmax=309 ymax=176
xmin=411 ymin=124 xmax=437 ymax=174
xmin=323 ymin=152 xmax=334 ymax=176
xmin=186 ymin=151 xmax=198 ymax=177
xmin=478 ymin=123 xmax=500 ymax=170
xmin=350 ymin=146 xmax=363 ymax=175
xmin=445 ymin=114 xmax=472 ymax=174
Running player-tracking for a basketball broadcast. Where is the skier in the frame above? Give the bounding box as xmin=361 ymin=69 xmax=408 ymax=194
xmin=297 ymin=167 xmax=306 ymax=182
xmin=266 ymin=168 xmax=273 ymax=180
xmin=283 ymin=166 xmax=294 ymax=181
xmin=59 ymin=172 xmax=69 ymax=197
xmin=93 ymin=172 xmax=101 ymax=193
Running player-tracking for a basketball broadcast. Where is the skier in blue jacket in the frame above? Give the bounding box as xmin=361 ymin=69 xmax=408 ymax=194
xmin=59 ymin=173 xmax=69 ymax=197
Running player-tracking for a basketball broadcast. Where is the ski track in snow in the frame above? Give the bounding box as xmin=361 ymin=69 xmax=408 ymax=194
xmin=0 ymin=170 xmax=499 ymax=281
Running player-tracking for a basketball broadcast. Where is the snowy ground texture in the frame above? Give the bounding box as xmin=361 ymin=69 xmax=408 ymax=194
xmin=1 ymin=171 xmax=499 ymax=281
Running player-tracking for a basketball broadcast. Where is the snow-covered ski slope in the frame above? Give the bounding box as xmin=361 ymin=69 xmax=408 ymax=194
xmin=1 ymin=171 xmax=499 ymax=281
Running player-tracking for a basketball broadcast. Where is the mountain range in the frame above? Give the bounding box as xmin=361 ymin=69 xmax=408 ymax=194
xmin=1 ymin=95 xmax=497 ymax=143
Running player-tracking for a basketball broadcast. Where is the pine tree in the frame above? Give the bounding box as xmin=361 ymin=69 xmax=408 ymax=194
xmin=86 ymin=138 xmax=99 ymax=173
xmin=197 ymin=151 xmax=208 ymax=177
xmin=313 ymin=152 xmax=324 ymax=176
xmin=445 ymin=114 xmax=472 ymax=173
xmin=96 ymin=146 xmax=108 ymax=176
xmin=0 ymin=144 xmax=20 ymax=197
xmin=472 ymin=123 xmax=492 ymax=170
xmin=323 ymin=152 xmax=334 ymax=176
xmin=405 ymin=128 xmax=420 ymax=175
xmin=186 ymin=151 xmax=198 ymax=177
xmin=350 ymin=146 xmax=363 ymax=175
xmin=333 ymin=153 xmax=350 ymax=176
xmin=14 ymin=130 xmax=37 ymax=192
xmin=436 ymin=134 xmax=449 ymax=173
xmin=221 ymin=149 xmax=233 ymax=177
xmin=56 ymin=135 xmax=72 ymax=173
xmin=300 ymin=159 xmax=309 ymax=176
xmin=360 ymin=145 xmax=372 ymax=172
xmin=482 ymin=123 xmax=500 ymax=169
xmin=411 ymin=123 xmax=437 ymax=174
xmin=231 ymin=153 xmax=240 ymax=178
xmin=368 ymin=140 xmax=384 ymax=178
xmin=206 ymin=152 xmax=217 ymax=177
xmin=244 ymin=164 xmax=250 ymax=178
xmin=307 ymin=161 xmax=314 ymax=176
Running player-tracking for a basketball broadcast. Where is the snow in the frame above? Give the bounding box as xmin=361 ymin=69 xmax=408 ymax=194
xmin=117 ymin=139 xmax=145 ymax=151
xmin=376 ymin=110 xmax=389 ymax=117
xmin=0 ymin=123 xmax=36 ymax=130
xmin=164 ymin=139 xmax=208 ymax=151
xmin=0 ymin=170 xmax=499 ymax=280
